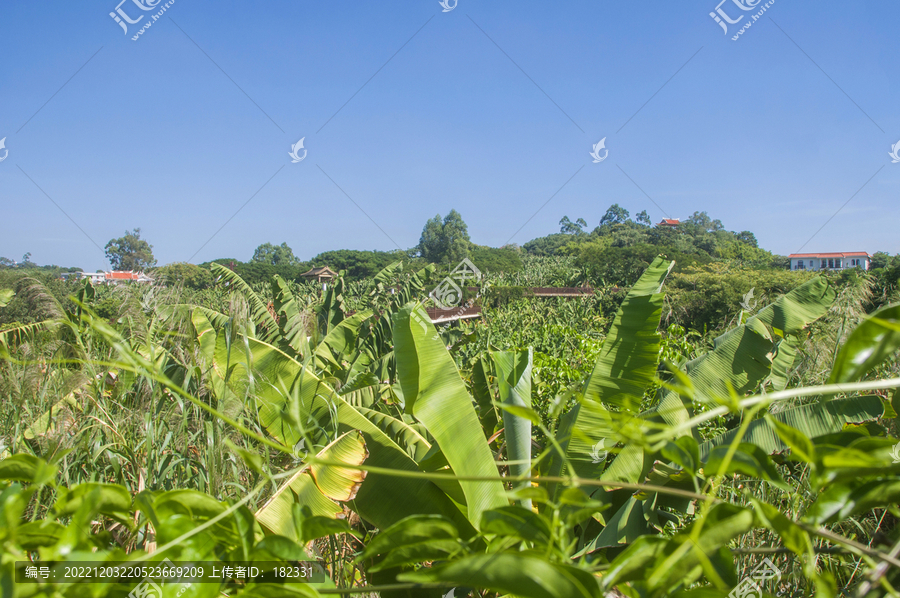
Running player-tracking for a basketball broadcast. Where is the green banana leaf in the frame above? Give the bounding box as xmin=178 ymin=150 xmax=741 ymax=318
xmin=394 ymin=303 xmax=507 ymax=529
xmin=398 ymin=552 xmax=601 ymax=598
xmin=829 ymin=303 xmax=900 ymax=383
xmin=271 ymin=275 xmax=313 ymax=358
xmin=210 ymin=263 xmax=279 ymax=343
xmin=768 ymin=337 xmax=800 ymax=391
xmin=576 ymin=274 xmax=835 ymax=550
xmin=698 ymin=395 xmax=885 ymax=459
xmin=493 ymin=349 xmax=534 ymax=508
xmin=558 ymin=257 xmax=674 ymax=483
xmin=191 ymin=308 xmax=474 ymax=536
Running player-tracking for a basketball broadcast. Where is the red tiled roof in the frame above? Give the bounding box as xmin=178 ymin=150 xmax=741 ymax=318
xmin=658 ymin=219 xmax=680 ymax=225
xmin=106 ymin=271 xmax=140 ymax=280
xmin=789 ymin=252 xmax=869 ymax=259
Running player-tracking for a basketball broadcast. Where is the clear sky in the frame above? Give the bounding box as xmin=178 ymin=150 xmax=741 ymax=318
xmin=1 ymin=0 xmax=898 ymax=271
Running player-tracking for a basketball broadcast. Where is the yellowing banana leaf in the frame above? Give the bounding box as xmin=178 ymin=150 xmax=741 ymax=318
xmin=256 ymin=431 xmax=367 ymax=540
xmin=309 ymin=431 xmax=368 ymax=502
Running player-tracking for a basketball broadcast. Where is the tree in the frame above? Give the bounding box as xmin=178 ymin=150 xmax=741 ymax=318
xmin=735 ymin=230 xmax=758 ymax=247
xmin=636 ymin=210 xmax=651 ymax=226
xmin=522 ymin=233 xmax=578 ymax=257
xmin=155 ymin=262 xmax=215 ymax=289
xmin=418 ymin=210 xmax=471 ymax=266
xmin=599 ymin=204 xmax=630 ymax=226
xmin=559 ymin=216 xmax=587 ymax=235
xmin=105 ymin=229 xmax=156 ymax=271
xmin=871 ymin=251 xmax=891 ymax=270
xmin=684 ymin=211 xmax=724 ymax=232
xmin=252 ymin=242 xmax=299 ymax=266
xmin=310 ymin=249 xmax=401 ymax=279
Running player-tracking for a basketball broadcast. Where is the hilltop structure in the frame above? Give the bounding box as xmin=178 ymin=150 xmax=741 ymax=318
xmin=788 ymin=252 xmax=870 ymax=271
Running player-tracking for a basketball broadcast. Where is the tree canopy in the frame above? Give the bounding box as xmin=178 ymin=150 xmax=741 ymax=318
xmin=251 ymin=242 xmax=300 ymax=266
xmin=559 ymin=216 xmax=587 ymax=235
xmin=418 ymin=209 xmax=471 ymax=266
xmin=105 ymin=228 xmax=157 ymax=271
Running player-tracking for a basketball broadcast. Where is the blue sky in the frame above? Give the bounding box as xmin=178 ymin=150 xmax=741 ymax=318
xmin=1 ymin=0 xmax=898 ymax=271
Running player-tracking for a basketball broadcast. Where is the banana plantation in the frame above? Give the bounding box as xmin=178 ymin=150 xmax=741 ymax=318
xmin=2 ymin=256 xmax=900 ymax=598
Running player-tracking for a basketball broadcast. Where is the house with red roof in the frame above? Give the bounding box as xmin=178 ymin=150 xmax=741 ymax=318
xmin=788 ymin=252 xmax=870 ymax=271
xmin=657 ymin=218 xmax=680 ymax=228
xmin=103 ymin=271 xmax=154 ymax=284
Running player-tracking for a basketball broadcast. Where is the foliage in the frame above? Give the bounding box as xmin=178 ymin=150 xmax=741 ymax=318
xmin=523 ymin=206 xmax=775 ymax=284
xmin=522 ymin=233 xmax=576 ymax=257
xmin=469 ymin=246 xmax=523 ymax=273
xmin=153 ymin=262 xmax=216 ymax=290
xmin=560 ymin=216 xmax=588 ymax=235
xmin=418 ymin=209 xmax=471 ymax=266
xmin=104 ymin=228 xmax=157 ymax=271
xmin=666 ymin=262 xmax=817 ymax=332
xmin=251 ymin=242 xmax=301 ymax=266
xmin=599 ymin=203 xmax=630 ymax=226
xmin=309 ymin=249 xmax=412 ymax=279
xmin=2 ymin=255 xmax=900 ymax=598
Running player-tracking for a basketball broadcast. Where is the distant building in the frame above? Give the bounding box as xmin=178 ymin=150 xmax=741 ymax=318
xmin=657 ymin=218 xmax=680 ymax=228
xmin=105 ymin=271 xmax=154 ymax=284
xmin=788 ymin=252 xmax=870 ymax=271
xmin=60 ymin=271 xmax=153 ymax=284
xmin=300 ymin=266 xmax=338 ymax=284
xmin=60 ymin=272 xmax=106 ymax=284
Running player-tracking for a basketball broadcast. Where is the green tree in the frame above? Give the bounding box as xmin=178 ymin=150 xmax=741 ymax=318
xmin=155 ymin=262 xmax=215 ymax=289
xmin=871 ymin=251 xmax=892 ymax=270
xmin=599 ymin=203 xmax=630 ymax=226
xmin=559 ymin=216 xmax=587 ymax=235
xmin=735 ymin=230 xmax=758 ymax=247
xmin=684 ymin=211 xmax=724 ymax=232
xmin=105 ymin=228 xmax=156 ymax=271
xmin=635 ymin=210 xmax=651 ymax=226
xmin=311 ymin=249 xmax=403 ymax=279
xmin=522 ymin=233 xmax=579 ymax=256
xmin=251 ymin=242 xmax=299 ymax=266
xmin=418 ymin=209 xmax=471 ymax=266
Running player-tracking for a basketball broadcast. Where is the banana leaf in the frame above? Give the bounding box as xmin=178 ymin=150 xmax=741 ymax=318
xmin=394 ymin=303 xmax=507 ymax=529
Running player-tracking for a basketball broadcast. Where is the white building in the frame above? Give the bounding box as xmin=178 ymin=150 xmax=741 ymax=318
xmin=60 ymin=272 xmax=107 ymax=284
xmin=788 ymin=252 xmax=870 ymax=271
xmin=60 ymin=271 xmax=153 ymax=284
